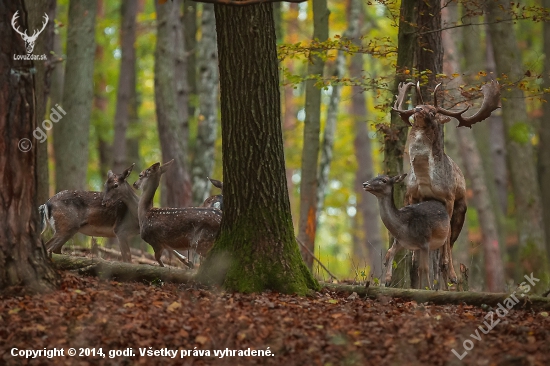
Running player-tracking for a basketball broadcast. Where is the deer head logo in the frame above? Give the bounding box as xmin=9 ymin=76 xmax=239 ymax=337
xmin=12 ymin=11 xmax=49 ymax=54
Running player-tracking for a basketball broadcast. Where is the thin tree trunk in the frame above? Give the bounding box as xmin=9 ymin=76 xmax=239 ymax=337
xmin=27 ymin=0 xmax=56 ymax=205
xmin=54 ymin=0 xmax=97 ymax=191
xmin=539 ymin=0 xmax=550 ymax=264
xmin=50 ymin=31 xmax=64 ymax=194
xmin=197 ymin=3 xmax=318 ymax=295
xmin=191 ymin=4 xmax=219 ymax=206
xmin=94 ymin=0 xmax=111 ymax=181
xmin=0 ymin=0 xmax=59 ymax=291
xmin=352 ymin=70 xmax=383 ymax=277
xmin=385 ymin=0 xmax=416 ymax=288
xmin=487 ymin=1 xmax=549 ymax=282
xmin=283 ymin=3 xmax=299 ymax=224
xmin=297 ymin=0 xmax=330 ymax=269
xmin=183 ymin=0 xmax=197 ymax=120
xmin=112 ymin=0 xmax=138 ymax=174
xmin=442 ymin=3 xmax=505 ymax=292
xmin=155 ymin=0 xmax=192 ymax=208
xmin=484 ymin=33 xmax=509 ymax=216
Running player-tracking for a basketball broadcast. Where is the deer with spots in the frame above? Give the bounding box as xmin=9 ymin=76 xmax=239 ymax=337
xmin=133 ymin=160 xmax=222 ymax=267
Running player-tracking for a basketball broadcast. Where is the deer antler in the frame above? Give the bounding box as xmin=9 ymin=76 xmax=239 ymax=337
xmin=436 ymin=80 xmax=501 ymax=128
xmin=11 ymin=11 xmax=28 ymax=39
xmin=28 ymin=13 xmax=49 ymax=41
xmin=392 ymin=82 xmax=416 ymax=125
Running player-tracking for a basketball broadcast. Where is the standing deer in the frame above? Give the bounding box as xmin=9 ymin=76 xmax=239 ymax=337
xmin=200 ymin=177 xmax=223 ymax=210
xmin=392 ymin=80 xmax=500 ymax=283
xmin=133 ymin=160 xmax=222 ymax=267
xmin=363 ymin=174 xmax=450 ymax=289
xmin=40 ymin=164 xmax=138 ymax=262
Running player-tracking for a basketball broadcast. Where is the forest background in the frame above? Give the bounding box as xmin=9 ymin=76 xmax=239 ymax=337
xmin=27 ymin=0 xmax=550 ymax=293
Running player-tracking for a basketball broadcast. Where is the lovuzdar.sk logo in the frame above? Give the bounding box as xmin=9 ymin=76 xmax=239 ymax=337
xmin=12 ymin=10 xmax=48 ymax=61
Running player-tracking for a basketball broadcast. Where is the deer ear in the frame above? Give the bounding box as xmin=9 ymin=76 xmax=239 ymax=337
xmin=208 ymin=177 xmax=223 ymax=190
xmin=393 ymin=174 xmax=407 ymax=184
xmin=160 ymin=159 xmax=174 ymax=174
xmin=438 ymin=115 xmax=452 ymax=124
xmin=121 ymin=163 xmax=135 ymax=180
xmin=107 ymin=170 xmax=114 ymax=179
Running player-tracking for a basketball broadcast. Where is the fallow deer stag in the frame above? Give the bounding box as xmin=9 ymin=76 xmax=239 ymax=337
xmin=40 ymin=164 xmax=138 ymax=262
xmin=200 ymin=177 xmax=223 ymax=210
xmin=392 ymin=80 xmax=500 ymax=284
xmin=133 ymin=160 xmax=222 ymax=267
xmin=363 ymin=174 xmax=450 ymax=289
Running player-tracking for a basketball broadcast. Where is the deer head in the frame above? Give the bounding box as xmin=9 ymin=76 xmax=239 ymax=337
xmin=103 ymin=163 xmax=135 ymax=204
xmin=363 ymin=174 xmax=407 ymax=197
xmin=133 ymin=160 xmax=174 ymax=191
xmin=12 ymin=11 xmax=49 ymax=54
xmin=392 ymin=80 xmax=501 ymax=128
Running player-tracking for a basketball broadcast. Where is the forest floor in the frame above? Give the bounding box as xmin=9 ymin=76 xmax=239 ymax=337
xmin=1 ymin=271 xmax=549 ymax=366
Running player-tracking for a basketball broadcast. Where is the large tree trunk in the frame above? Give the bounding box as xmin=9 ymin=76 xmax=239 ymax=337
xmin=54 ymin=0 xmax=97 ymax=191
xmin=539 ymin=0 xmax=550 ymax=265
xmin=27 ymin=0 xmax=56 ymax=205
xmin=487 ymin=1 xmax=549 ymax=283
xmin=385 ymin=0 xmax=416 ymax=288
xmin=0 ymin=1 xmax=59 ymax=292
xmin=154 ymin=0 xmax=192 ymax=208
xmin=411 ymin=0 xmax=445 ymax=290
xmin=443 ymin=4 xmax=505 ymax=292
xmin=112 ymin=0 xmax=138 ymax=174
xmin=190 ymin=4 xmax=219 ymax=206
xmin=297 ymin=0 xmax=330 ymax=269
xmin=197 ymin=3 xmax=318 ymax=295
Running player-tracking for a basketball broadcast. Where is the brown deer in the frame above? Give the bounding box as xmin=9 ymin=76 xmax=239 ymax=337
xmin=40 ymin=164 xmax=139 ymax=262
xmin=200 ymin=177 xmax=223 ymax=210
xmin=133 ymin=160 xmax=222 ymax=267
xmin=363 ymin=174 xmax=450 ymax=289
xmin=392 ymin=80 xmax=500 ymax=283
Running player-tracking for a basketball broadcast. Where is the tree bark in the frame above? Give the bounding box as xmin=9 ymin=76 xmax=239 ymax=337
xmin=345 ymin=3 xmax=383 ymax=277
xmin=191 ymin=4 xmax=219 ymax=206
xmin=183 ymin=0 xmax=197 ymax=120
xmin=54 ymin=0 xmax=97 ymax=191
xmin=487 ymin=0 xmax=549 ymax=283
xmin=297 ymin=0 xmax=329 ymax=269
xmin=0 ymin=1 xmax=59 ymax=292
xmin=197 ymin=3 xmax=318 ymax=294
xmin=539 ymin=0 xmax=550 ymax=265
xmin=384 ymin=0 xmax=416 ymax=289
xmin=443 ymin=4 xmax=505 ymax=292
xmin=154 ymin=0 xmax=192 ymax=208
xmin=112 ymin=0 xmax=138 ymax=174
xmin=27 ymin=0 xmax=56 ymax=205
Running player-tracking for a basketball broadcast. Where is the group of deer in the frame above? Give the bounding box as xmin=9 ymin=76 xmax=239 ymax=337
xmin=39 ymin=160 xmax=224 ymax=268
xmin=363 ymin=81 xmax=501 ymax=290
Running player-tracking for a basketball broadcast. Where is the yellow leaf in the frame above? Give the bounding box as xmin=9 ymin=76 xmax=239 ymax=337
xmin=167 ymin=301 xmax=181 ymax=312
xmin=123 ymin=302 xmax=135 ymax=308
xmin=195 ymin=335 xmax=208 ymax=345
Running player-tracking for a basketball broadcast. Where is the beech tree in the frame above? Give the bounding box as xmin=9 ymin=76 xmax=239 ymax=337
xmin=197 ymin=1 xmax=318 ymax=294
xmin=0 ymin=1 xmax=58 ymax=291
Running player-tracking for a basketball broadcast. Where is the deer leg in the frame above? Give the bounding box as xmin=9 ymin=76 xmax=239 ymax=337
xmin=441 ymin=203 xmax=458 ymax=284
xmin=418 ymin=248 xmax=431 ymax=290
xmin=170 ymin=249 xmax=194 ymax=269
xmin=45 ymin=230 xmax=78 ymax=254
xmin=154 ymin=248 xmax=165 ymax=267
xmin=113 ymin=230 xmax=133 ymax=263
xmin=383 ymin=239 xmax=401 ymax=286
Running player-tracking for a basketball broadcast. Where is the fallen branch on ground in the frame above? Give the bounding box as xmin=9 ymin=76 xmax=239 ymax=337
xmin=51 ymin=254 xmax=194 ymax=284
xmin=323 ymin=283 xmax=550 ymax=311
